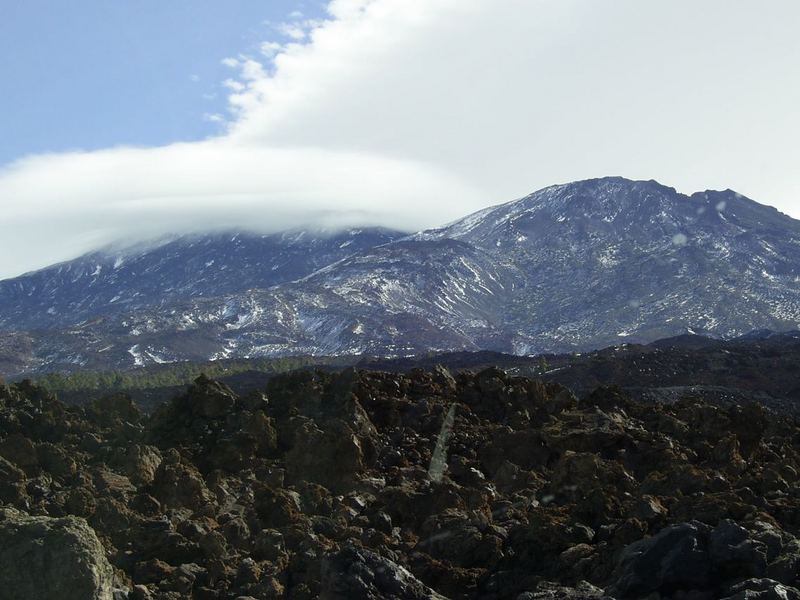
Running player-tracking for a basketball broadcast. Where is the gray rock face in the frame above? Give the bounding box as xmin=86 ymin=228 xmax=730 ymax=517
xmin=710 ymin=519 xmax=768 ymax=578
xmin=721 ymin=578 xmax=800 ymax=600
xmin=609 ymin=521 xmax=712 ymax=597
xmin=320 ymin=545 xmax=447 ymax=600
xmin=768 ymin=539 xmax=800 ymax=586
xmin=608 ymin=519 xmax=800 ymax=599
xmin=0 ymin=507 xmax=114 ymax=600
xmin=518 ymin=581 xmax=613 ymax=599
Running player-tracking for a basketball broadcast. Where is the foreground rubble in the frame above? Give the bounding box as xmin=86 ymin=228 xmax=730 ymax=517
xmin=0 ymin=367 xmax=799 ymax=599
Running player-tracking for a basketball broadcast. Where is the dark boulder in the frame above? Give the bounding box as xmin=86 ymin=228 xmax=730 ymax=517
xmin=608 ymin=521 xmax=712 ymax=597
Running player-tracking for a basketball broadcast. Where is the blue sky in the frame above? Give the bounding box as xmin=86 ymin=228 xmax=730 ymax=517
xmin=0 ymin=0 xmax=322 ymax=165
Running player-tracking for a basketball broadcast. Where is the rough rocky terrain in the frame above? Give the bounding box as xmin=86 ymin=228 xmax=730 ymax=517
xmin=360 ymin=331 xmax=800 ymax=417
xmin=1 ymin=367 xmax=799 ymax=599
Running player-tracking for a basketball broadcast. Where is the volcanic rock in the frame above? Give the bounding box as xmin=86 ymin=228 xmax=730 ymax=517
xmin=0 ymin=507 xmax=115 ymax=600
xmin=320 ymin=544 xmax=447 ymax=600
xmin=1 ymin=367 xmax=799 ymax=599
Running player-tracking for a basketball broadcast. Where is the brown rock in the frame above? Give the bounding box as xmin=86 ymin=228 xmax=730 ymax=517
xmin=37 ymin=442 xmax=77 ymax=479
xmin=0 ymin=433 xmax=38 ymax=473
xmin=123 ymin=445 xmax=162 ymax=487
xmin=150 ymin=456 xmax=214 ymax=511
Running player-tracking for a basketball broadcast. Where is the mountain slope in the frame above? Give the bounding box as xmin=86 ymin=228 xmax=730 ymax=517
xmin=428 ymin=177 xmax=800 ymax=351
xmin=0 ymin=228 xmax=403 ymax=331
xmin=0 ymin=238 xmax=519 ymax=373
xmin=2 ymin=177 xmax=800 ymax=374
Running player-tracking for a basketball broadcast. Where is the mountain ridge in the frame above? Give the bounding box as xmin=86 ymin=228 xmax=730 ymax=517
xmin=2 ymin=176 xmax=799 ymax=375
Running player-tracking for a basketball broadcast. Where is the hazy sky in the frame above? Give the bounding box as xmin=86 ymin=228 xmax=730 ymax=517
xmin=1 ymin=0 xmax=799 ymax=279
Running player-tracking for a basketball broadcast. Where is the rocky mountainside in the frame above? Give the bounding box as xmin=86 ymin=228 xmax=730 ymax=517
xmin=0 ymin=368 xmax=799 ymax=598
xmin=2 ymin=177 xmax=800 ymax=375
xmin=0 ymin=228 xmax=403 ymax=332
xmin=428 ymin=177 xmax=800 ymax=351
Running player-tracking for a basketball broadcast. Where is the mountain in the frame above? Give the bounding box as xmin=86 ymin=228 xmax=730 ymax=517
xmin=0 ymin=227 xmax=403 ymax=331
xmin=427 ymin=177 xmax=800 ymax=351
xmin=1 ymin=176 xmax=800 ymax=375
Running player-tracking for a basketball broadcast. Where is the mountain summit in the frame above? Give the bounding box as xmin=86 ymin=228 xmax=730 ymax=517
xmin=2 ymin=177 xmax=799 ymax=374
xmin=431 ymin=177 xmax=800 ymax=351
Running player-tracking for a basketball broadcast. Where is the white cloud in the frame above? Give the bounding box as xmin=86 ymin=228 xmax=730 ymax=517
xmin=277 ymin=23 xmax=308 ymax=41
xmin=238 ymin=59 xmax=267 ymax=82
xmin=259 ymin=41 xmax=284 ymax=58
xmin=1 ymin=0 xmax=799 ymax=279
xmin=222 ymin=78 xmax=246 ymax=92
xmin=0 ymin=142 xmax=481 ymax=277
xmin=274 ymin=17 xmax=326 ymax=42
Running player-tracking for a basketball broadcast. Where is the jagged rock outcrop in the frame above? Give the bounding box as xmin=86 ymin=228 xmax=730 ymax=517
xmin=320 ymin=544 xmax=447 ymax=600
